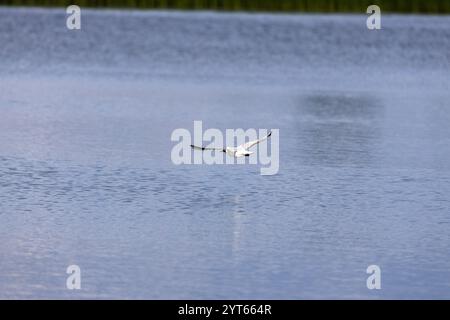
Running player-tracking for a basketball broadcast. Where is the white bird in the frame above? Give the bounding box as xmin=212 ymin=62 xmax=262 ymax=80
xmin=191 ymin=131 xmax=272 ymax=158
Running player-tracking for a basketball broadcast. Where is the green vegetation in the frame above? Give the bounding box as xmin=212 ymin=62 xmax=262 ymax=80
xmin=2 ymin=0 xmax=450 ymax=13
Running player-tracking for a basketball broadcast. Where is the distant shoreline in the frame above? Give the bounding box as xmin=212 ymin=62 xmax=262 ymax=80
xmin=2 ymin=7 xmax=449 ymax=17
xmin=1 ymin=0 xmax=450 ymax=14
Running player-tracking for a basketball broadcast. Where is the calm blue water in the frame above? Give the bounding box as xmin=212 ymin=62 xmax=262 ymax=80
xmin=0 ymin=8 xmax=450 ymax=299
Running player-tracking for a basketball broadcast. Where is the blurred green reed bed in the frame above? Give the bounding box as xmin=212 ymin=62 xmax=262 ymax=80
xmin=1 ymin=0 xmax=450 ymax=13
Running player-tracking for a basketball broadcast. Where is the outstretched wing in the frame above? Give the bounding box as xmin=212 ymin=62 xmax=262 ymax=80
xmin=239 ymin=131 xmax=272 ymax=150
xmin=191 ymin=145 xmax=225 ymax=152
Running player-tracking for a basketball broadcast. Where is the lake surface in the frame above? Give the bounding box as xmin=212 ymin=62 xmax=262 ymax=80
xmin=0 ymin=7 xmax=449 ymax=299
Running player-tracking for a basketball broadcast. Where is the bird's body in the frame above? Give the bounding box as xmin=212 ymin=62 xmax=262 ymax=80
xmin=225 ymin=147 xmax=253 ymax=157
xmin=191 ymin=131 xmax=272 ymax=158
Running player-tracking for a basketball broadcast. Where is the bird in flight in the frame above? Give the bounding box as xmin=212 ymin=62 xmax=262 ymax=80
xmin=191 ymin=131 xmax=272 ymax=158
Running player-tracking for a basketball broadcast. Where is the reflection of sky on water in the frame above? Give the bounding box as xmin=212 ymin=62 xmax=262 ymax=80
xmin=0 ymin=9 xmax=450 ymax=299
